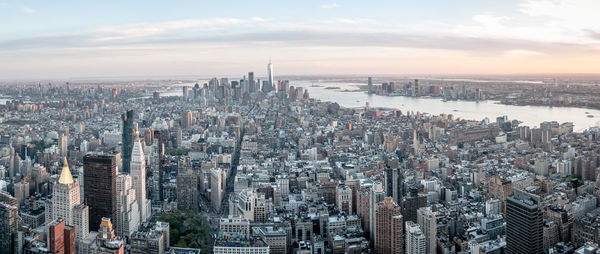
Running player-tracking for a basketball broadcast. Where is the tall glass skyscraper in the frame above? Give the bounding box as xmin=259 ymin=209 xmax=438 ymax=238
xmin=506 ymin=189 xmax=543 ymax=254
xmin=121 ymin=110 xmax=134 ymax=173
xmin=267 ymin=59 xmax=274 ymax=90
xmin=84 ymin=153 xmax=117 ymax=232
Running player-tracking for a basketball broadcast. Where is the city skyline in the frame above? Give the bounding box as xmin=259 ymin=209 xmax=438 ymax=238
xmin=1 ymin=0 xmax=600 ymax=79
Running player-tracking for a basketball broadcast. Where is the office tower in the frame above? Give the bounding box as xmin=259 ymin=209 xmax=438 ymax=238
xmin=385 ymin=167 xmax=403 ymax=204
xmin=414 ymin=79 xmax=420 ymax=96
xmin=267 ymin=59 xmax=274 ymax=89
xmin=59 ymin=132 xmax=68 ymax=157
xmin=48 ymin=218 xmax=76 ymax=254
xmin=248 ymin=72 xmax=255 ymax=93
xmin=375 ymin=197 xmax=404 ymax=254
xmin=368 ymin=77 xmax=373 ymax=94
xmin=417 ymin=207 xmax=437 ymax=254
xmin=73 ymin=204 xmax=90 ymax=241
xmin=182 ymin=86 xmax=188 ymax=99
xmin=405 ymin=221 xmax=426 ymax=254
xmin=210 ymin=168 xmax=226 ymax=212
xmin=175 ymin=127 xmax=183 ymax=147
xmin=64 ymin=225 xmax=76 ymax=254
xmin=47 ymin=158 xmax=79 ymax=224
xmin=79 ymin=218 xmax=125 ymax=254
xmin=357 ymin=187 xmax=371 ymax=237
xmin=46 ymin=158 xmax=90 ymax=240
xmin=402 ymin=186 xmax=428 ymax=223
xmin=369 ymin=183 xmax=386 ymax=245
xmin=506 ymin=189 xmax=543 ymax=254
xmin=115 ymin=174 xmax=140 ymax=238
xmin=122 ymin=110 xmax=135 ymax=173
xmin=0 ymin=192 xmax=18 ymax=254
xmin=151 ymin=130 xmax=164 ymax=203
xmin=48 ymin=218 xmax=65 ymax=253
xmin=14 ymin=180 xmax=29 ymax=206
xmin=131 ymin=133 xmax=151 ymax=223
xmin=181 ymin=111 xmax=192 ymax=129
xmin=84 ymin=153 xmax=117 ymax=231
xmin=177 ymin=158 xmax=198 ymax=212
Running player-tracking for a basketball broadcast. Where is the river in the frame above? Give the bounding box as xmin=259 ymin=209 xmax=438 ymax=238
xmin=295 ymin=81 xmax=600 ymax=132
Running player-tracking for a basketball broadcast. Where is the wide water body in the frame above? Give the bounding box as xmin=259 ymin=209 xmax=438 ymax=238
xmin=296 ymin=81 xmax=600 ymax=132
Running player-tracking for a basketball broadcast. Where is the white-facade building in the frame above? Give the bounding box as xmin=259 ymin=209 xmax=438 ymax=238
xmin=45 ymin=158 xmax=89 ymax=240
xmin=115 ymin=174 xmax=140 ymax=238
xmin=131 ymin=136 xmax=151 ymax=223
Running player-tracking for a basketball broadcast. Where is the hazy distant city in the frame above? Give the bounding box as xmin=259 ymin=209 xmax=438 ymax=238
xmin=2 ymin=1 xmax=600 ymax=254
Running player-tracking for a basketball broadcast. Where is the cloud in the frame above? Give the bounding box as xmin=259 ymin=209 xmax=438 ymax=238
xmin=503 ymin=49 xmax=544 ymax=57
xmin=319 ymin=18 xmax=375 ymax=25
xmin=90 ymin=17 xmax=265 ymax=41
xmin=1 ymin=26 xmax=593 ymax=57
xmin=588 ymin=30 xmax=600 ymax=41
xmin=463 ymin=0 xmax=600 ymax=43
xmin=320 ymin=3 xmax=339 ymax=9
xmin=21 ymin=6 xmax=35 ymax=13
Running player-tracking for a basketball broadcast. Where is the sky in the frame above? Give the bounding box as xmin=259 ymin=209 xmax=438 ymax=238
xmin=1 ymin=0 xmax=600 ymax=79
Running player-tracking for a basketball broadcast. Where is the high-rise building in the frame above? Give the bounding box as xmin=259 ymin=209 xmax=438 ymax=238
xmin=151 ymin=130 xmax=164 ymax=203
xmin=368 ymin=77 xmax=373 ymax=94
xmin=210 ymin=167 xmax=226 ymax=212
xmin=417 ymin=207 xmax=437 ymax=254
xmin=47 ymin=158 xmax=78 ymax=224
xmin=175 ymin=127 xmax=183 ymax=147
xmin=248 ymin=72 xmax=255 ymax=93
xmin=73 ymin=203 xmax=90 ymax=241
xmin=14 ymin=180 xmax=29 ymax=206
xmin=122 ymin=110 xmax=135 ymax=173
xmin=0 ymin=192 xmax=18 ymax=254
xmin=385 ymin=167 xmax=403 ymax=205
xmin=402 ymin=186 xmax=428 ymax=223
xmin=46 ymin=158 xmax=90 ymax=240
xmin=405 ymin=221 xmax=426 ymax=254
xmin=131 ymin=133 xmax=151 ymax=223
xmin=369 ymin=183 xmax=386 ymax=245
xmin=47 ymin=218 xmax=76 ymax=254
xmin=375 ymin=197 xmax=404 ymax=254
xmin=413 ymin=79 xmax=420 ymax=97
xmin=506 ymin=189 xmax=543 ymax=254
xmin=84 ymin=153 xmax=117 ymax=231
xmin=177 ymin=158 xmax=198 ymax=212
xmin=182 ymin=86 xmax=188 ymax=99
xmin=59 ymin=133 xmax=68 ymax=157
xmin=115 ymin=174 xmax=140 ymax=238
xmin=181 ymin=111 xmax=192 ymax=129
xmin=267 ymin=59 xmax=274 ymax=89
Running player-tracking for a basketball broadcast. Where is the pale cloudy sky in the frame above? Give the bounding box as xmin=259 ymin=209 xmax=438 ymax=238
xmin=1 ymin=0 xmax=600 ymax=79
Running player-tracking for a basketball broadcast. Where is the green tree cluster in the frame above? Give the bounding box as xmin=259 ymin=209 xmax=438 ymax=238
xmin=157 ymin=211 xmax=212 ymax=254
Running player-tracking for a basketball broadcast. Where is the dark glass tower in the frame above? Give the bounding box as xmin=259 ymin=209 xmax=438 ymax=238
xmin=121 ymin=110 xmax=134 ymax=173
xmin=506 ymin=189 xmax=543 ymax=254
xmin=402 ymin=186 xmax=427 ymax=223
xmin=385 ymin=167 xmax=404 ymax=205
xmin=83 ymin=154 xmax=117 ymax=231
